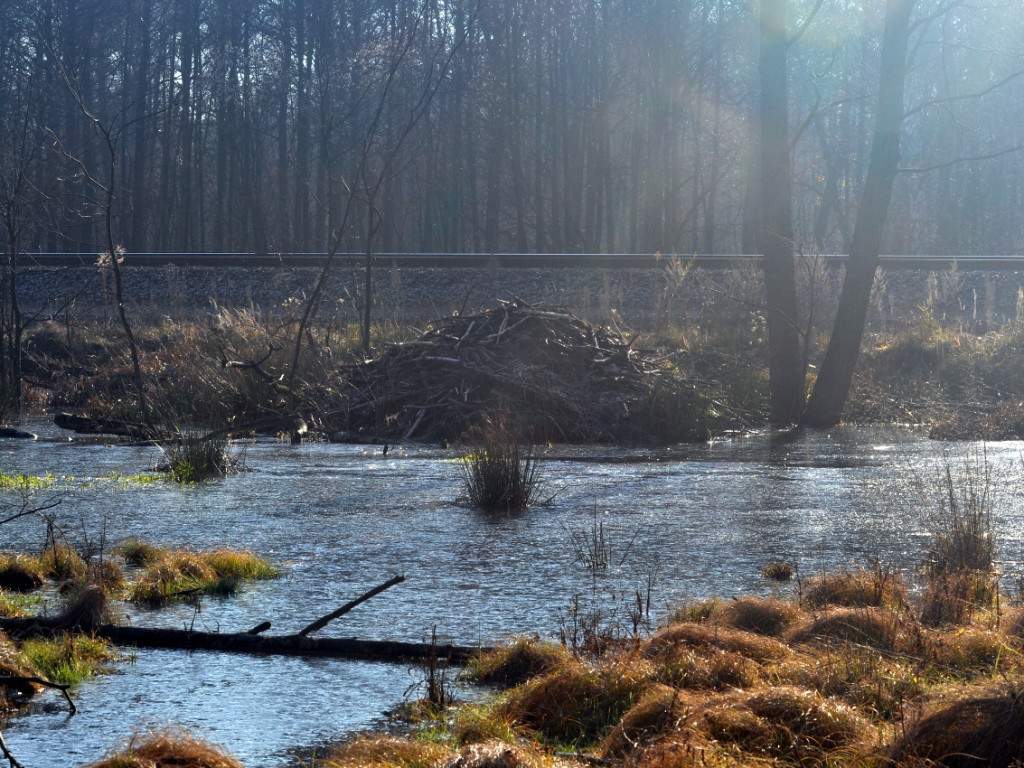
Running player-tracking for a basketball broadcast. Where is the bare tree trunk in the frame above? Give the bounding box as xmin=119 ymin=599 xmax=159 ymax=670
xmin=759 ymin=0 xmax=804 ymax=424
xmin=802 ymin=0 xmax=916 ymax=427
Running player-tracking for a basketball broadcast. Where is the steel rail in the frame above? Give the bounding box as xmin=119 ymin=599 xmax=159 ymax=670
xmin=12 ymin=252 xmax=1024 ymax=270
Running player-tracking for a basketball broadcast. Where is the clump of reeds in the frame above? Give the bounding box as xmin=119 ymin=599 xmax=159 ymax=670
xmin=644 ymin=622 xmax=790 ymax=665
xmin=56 ymin=585 xmax=113 ymax=629
xmin=467 ymin=637 xmax=571 ymax=688
xmin=461 ymin=416 xmax=544 ymax=512
xmin=165 ymin=435 xmax=231 ymax=484
xmin=87 ymin=728 xmax=245 ymax=768
xmin=203 ymin=549 xmax=281 ymax=581
xmin=920 ymin=452 xmax=998 ymax=625
xmin=787 ymin=606 xmax=912 ymax=653
xmin=39 ymin=541 xmax=89 ymax=582
xmin=738 ymin=686 xmax=867 ymax=760
xmin=601 ymin=684 xmax=695 ymax=758
xmin=761 ymin=561 xmax=794 ymax=581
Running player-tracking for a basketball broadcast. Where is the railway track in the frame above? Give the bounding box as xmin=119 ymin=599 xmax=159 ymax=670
xmin=13 ymin=252 xmax=1024 ymax=270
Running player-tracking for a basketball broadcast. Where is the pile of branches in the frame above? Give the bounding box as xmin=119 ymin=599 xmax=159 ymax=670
xmin=328 ymin=299 xmax=714 ymax=445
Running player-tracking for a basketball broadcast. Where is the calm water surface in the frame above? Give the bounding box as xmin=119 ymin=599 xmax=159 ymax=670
xmin=1 ymin=420 xmax=1022 ymax=766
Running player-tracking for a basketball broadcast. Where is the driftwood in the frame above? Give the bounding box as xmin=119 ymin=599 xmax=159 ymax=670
xmin=0 ymin=675 xmax=75 ymax=714
xmin=328 ymin=298 xmax=713 ymax=444
xmin=54 ymin=411 xmax=306 ymax=443
xmin=299 ymin=574 xmax=405 ymax=636
xmin=0 ymin=617 xmax=484 ymax=663
xmin=0 ymin=576 xmax=483 ymax=663
xmin=0 ymin=428 xmax=35 ymax=440
xmin=53 ymin=412 xmax=155 ymax=438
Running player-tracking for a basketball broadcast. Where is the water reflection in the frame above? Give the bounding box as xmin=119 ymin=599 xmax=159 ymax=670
xmin=0 ymin=421 xmax=1021 ymax=766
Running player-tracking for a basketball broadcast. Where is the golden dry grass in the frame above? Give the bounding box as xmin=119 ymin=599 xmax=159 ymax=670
xmin=86 ymin=728 xmax=244 ymax=767
xmin=786 ymin=606 xmax=913 ymax=652
xmin=888 ymin=685 xmax=1024 ymax=767
xmin=319 ymin=735 xmax=453 ymax=768
xmin=802 ymin=567 xmax=908 ymax=609
xmin=717 ymin=597 xmax=801 ymax=637
xmin=644 ymin=622 xmax=790 ymax=665
xmin=468 ymin=637 xmax=572 ymax=688
xmin=499 ymin=657 xmax=648 ymax=746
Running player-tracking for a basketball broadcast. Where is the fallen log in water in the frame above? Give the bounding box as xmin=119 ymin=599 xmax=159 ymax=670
xmin=0 ymin=616 xmax=487 ymax=663
xmin=0 ymin=577 xmax=488 ymax=663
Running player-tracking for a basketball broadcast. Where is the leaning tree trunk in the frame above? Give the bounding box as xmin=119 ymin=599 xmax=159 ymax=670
xmin=801 ymin=0 xmax=916 ymax=427
xmin=759 ymin=0 xmax=804 ymax=424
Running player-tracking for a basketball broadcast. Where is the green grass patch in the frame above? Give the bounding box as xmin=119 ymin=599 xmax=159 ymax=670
xmin=20 ymin=633 xmax=114 ymax=685
xmin=127 ymin=547 xmax=279 ymax=605
xmin=0 ymin=471 xmax=58 ymax=490
xmin=204 ymin=549 xmax=281 ymax=580
xmin=0 ymin=591 xmax=44 ymax=617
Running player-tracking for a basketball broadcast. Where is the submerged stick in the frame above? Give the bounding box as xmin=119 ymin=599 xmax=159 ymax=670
xmin=0 ymin=675 xmax=76 ymax=715
xmin=298 ymin=574 xmax=406 ymax=637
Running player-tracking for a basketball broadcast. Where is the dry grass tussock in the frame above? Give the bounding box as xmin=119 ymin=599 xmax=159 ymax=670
xmin=802 ymin=566 xmax=908 ymax=609
xmin=86 ymin=727 xmax=245 ymax=767
xmin=717 ymin=597 xmax=801 ymax=637
xmin=499 ymin=657 xmax=648 ymax=745
xmin=888 ymin=685 xmax=1024 ymax=768
xmin=643 ymin=622 xmax=790 ymax=665
xmin=468 ymin=637 xmax=572 ymax=687
xmin=319 ymin=735 xmax=453 ymax=768
xmin=786 ymin=606 xmax=914 ymax=652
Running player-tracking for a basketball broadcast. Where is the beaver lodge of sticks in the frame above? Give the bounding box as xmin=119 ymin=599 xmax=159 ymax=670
xmin=328 ymin=299 xmax=716 ymax=445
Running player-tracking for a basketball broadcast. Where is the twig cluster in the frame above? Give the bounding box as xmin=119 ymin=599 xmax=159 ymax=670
xmin=331 ymin=298 xmax=711 ymax=444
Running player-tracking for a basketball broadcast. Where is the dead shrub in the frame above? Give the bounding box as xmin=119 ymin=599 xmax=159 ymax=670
xmin=787 ymin=607 xmax=912 ymax=652
xmin=468 ymin=637 xmax=571 ymax=688
xmin=87 ymin=728 xmax=245 ymax=767
xmin=500 ymin=658 xmax=646 ymax=746
xmin=719 ymin=597 xmax=800 ymax=637
xmin=888 ymin=687 xmax=1024 ymax=767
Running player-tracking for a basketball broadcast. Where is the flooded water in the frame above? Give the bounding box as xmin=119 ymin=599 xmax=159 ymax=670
xmin=1 ymin=419 xmax=1023 ymax=766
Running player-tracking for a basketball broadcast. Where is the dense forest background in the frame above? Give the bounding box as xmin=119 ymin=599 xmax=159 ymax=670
xmin=2 ymin=0 xmax=1023 ymax=260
